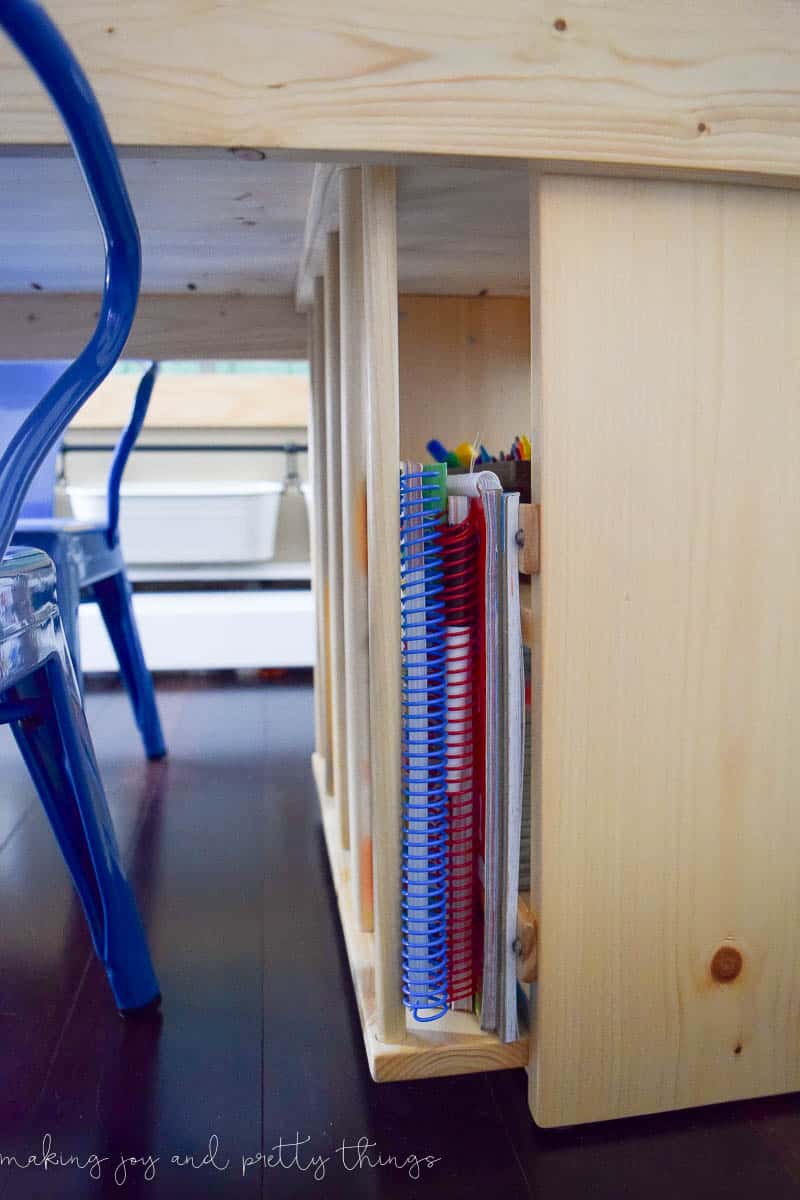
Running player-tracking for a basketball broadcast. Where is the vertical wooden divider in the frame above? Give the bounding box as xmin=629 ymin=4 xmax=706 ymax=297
xmin=362 ymin=166 xmax=405 ymax=1043
xmin=526 ymin=172 xmax=544 ymax=1113
xmin=308 ymin=278 xmax=330 ymax=773
xmin=324 ymin=232 xmax=349 ymax=848
xmin=339 ymin=168 xmax=374 ymax=931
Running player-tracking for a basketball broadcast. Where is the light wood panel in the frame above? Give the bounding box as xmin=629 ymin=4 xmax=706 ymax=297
xmin=339 ymin=168 xmax=374 ymax=931
xmin=68 ymin=370 xmax=309 ymax=429
xmin=396 ymin=165 xmax=530 ymax=296
xmin=526 ymin=174 xmax=544 ymax=1101
xmin=297 ymin=164 xmax=530 ymax=307
xmin=399 ymin=295 xmax=530 ymax=462
xmin=308 ymin=281 xmax=330 ymax=767
xmin=529 ymin=173 xmax=800 ymax=1126
xmin=3 ymin=3 xmax=800 ymax=180
xmin=0 ymin=151 xmax=313 ymax=295
xmin=313 ymin=753 xmax=529 ymax=1079
xmin=362 ymin=165 xmax=405 ymax=1044
xmin=0 ymin=294 xmax=307 ymax=360
xmin=323 ymin=233 xmax=349 ymax=849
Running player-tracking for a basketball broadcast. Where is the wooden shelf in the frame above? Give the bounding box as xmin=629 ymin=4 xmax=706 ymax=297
xmin=312 ymin=752 xmax=529 ymax=1082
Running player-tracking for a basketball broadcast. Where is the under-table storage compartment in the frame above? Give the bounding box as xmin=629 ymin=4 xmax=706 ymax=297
xmin=304 ymin=162 xmax=534 ymax=1084
xmin=303 ymin=160 xmax=800 ymax=1128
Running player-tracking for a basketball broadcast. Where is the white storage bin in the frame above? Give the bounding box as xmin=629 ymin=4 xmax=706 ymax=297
xmin=67 ymin=481 xmax=283 ymax=565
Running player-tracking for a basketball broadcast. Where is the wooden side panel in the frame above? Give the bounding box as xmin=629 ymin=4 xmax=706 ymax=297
xmin=324 ymin=233 xmax=349 ymax=845
xmin=309 ymin=281 xmax=330 ymax=766
xmin=3 ymin=3 xmax=800 ymax=180
xmin=339 ymin=167 xmax=374 ymax=931
xmin=398 ymin=295 xmax=530 ymax=462
xmin=0 ymin=294 xmax=307 ymax=361
xmin=362 ymin=165 xmax=405 ymax=1043
xmin=529 ymin=174 xmax=800 ymax=1126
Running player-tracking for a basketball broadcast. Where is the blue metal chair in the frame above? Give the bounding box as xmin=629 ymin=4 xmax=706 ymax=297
xmin=0 ymin=0 xmax=160 ymax=1013
xmin=8 ymin=360 xmax=167 ymax=760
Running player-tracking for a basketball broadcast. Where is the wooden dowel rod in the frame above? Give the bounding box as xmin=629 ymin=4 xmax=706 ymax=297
xmin=308 ymin=280 xmax=330 ymax=771
xmin=324 ymin=232 xmax=349 ymax=847
xmin=362 ymin=165 xmax=405 ymax=1043
xmin=339 ymin=167 xmax=374 ymax=931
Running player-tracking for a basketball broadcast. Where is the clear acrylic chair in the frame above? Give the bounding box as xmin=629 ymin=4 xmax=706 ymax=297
xmin=0 ymin=0 xmax=161 ymax=1013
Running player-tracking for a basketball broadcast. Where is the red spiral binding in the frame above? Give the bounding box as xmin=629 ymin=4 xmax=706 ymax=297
xmin=440 ymin=509 xmax=482 ymax=1004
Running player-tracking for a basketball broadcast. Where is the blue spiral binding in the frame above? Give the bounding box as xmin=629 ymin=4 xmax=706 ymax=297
xmin=400 ymin=467 xmax=449 ymax=1021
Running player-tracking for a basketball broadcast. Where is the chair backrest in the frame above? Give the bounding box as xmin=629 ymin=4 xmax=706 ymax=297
xmin=0 ymin=361 xmax=69 ymax=518
xmin=106 ymin=361 xmax=158 ymax=546
xmin=0 ymin=0 xmax=141 ymax=561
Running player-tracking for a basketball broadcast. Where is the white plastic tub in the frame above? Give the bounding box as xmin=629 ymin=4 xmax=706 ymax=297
xmin=67 ymin=481 xmax=283 ymax=565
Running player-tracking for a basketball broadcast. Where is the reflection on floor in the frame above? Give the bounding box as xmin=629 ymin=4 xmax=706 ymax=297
xmin=0 ymin=673 xmax=799 ymax=1199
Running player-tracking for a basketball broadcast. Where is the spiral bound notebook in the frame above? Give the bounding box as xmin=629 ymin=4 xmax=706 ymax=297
xmin=399 ymin=462 xmax=449 ymax=1021
xmin=399 ymin=463 xmax=524 ymax=1039
xmin=441 ymin=492 xmax=482 ymax=1010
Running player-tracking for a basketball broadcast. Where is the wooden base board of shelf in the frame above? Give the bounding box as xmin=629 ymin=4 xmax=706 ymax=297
xmin=312 ymin=751 xmax=530 ymax=1083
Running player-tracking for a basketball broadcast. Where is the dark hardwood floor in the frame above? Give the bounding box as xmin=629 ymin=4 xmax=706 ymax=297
xmin=1 ymin=673 xmax=800 ymax=1198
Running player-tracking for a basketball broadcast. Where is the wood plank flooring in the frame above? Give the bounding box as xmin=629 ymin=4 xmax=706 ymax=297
xmin=0 ymin=674 xmax=799 ymax=1198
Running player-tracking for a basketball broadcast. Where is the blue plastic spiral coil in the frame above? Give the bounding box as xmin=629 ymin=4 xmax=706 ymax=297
xmin=400 ymin=467 xmax=449 ymax=1021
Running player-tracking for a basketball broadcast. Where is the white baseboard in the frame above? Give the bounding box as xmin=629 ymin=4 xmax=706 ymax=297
xmin=79 ymin=589 xmax=315 ymax=672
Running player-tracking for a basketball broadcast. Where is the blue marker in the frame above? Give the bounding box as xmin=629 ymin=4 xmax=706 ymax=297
xmin=426 ymin=438 xmax=450 ymax=464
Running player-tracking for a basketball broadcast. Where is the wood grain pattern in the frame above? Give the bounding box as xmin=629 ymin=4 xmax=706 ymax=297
xmin=399 ymin=295 xmax=531 ymax=462
xmin=324 ymin=233 xmax=350 ymax=849
xmin=362 ymin=166 xmax=405 ymax=1044
xmin=309 ymin=281 xmax=330 ymax=767
xmin=529 ymin=173 xmax=800 ymax=1127
xmin=0 ymin=151 xmax=313 ymax=295
xmin=2 ymin=3 xmax=800 ymax=180
xmin=0 ymin=293 xmax=307 ymax=361
xmin=339 ymin=168 xmax=374 ymax=931
xmin=313 ymin=753 xmax=529 ymax=1080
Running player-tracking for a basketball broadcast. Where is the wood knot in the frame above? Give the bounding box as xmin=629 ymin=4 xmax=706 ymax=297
xmin=711 ymin=945 xmax=743 ymax=984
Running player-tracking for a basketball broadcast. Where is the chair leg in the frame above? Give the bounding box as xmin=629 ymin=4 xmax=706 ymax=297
xmin=46 ymin=539 xmax=83 ymax=686
xmin=9 ymin=651 xmax=160 ymax=1013
xmin=92 ymin=570 xmax=166 ymax=761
